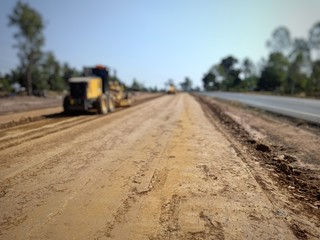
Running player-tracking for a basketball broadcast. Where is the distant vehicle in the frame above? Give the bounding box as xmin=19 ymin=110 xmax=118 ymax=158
xmin=167 ymin=84 xmax=176 ymax=94
xmin=63 ymin=65 xmax=132 ymax=114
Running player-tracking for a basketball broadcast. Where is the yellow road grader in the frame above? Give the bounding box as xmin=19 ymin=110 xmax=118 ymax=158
xmin=63 ymin=65 xmax=132 ymax=114
xmin=167 ymin=83 xmax=176 ymax=94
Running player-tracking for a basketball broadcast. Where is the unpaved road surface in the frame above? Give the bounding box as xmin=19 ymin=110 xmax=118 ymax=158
xmin=0 ymin=94 xmax=319 ymax=239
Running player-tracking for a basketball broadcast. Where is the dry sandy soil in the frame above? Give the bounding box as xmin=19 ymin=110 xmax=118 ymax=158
xmin=0 ymin=95 xmax=62 ymax=115
xmin=0 ymin=93 xmax=319 ymax=239
xmin=0 ymin=93 xmax=159 ymax=128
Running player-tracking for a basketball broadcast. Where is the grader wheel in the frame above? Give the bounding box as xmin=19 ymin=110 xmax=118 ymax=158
xmin=97 ymin=95 xmax=108 ymax=114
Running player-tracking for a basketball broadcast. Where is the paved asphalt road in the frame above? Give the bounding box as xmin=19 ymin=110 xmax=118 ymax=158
xmin=199 ymin=92 xmax=320 ymax=124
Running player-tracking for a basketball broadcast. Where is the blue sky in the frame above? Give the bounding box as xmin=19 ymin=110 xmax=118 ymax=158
xmin=1 ymin=0 xmax=320 ymax=89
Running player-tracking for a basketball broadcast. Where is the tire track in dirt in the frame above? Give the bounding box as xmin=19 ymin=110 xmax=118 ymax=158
xmin=0 ymin=94 xmax=164 ymax=152
xmin=93 ymin=95 xmax=184 ymax=239
xmin=0 ymin=116 xmax=98 ymax=151
xmin=105 ymin=94 xmax=296 ymax=239
xmin=0 ymin=95 xmax=179 ymax=239
xmin=153 ymin=194 xmax=186 ymax=239
xmin=0 ymin=95 xmax=174 ymax=190
xmin=151 ymin=195 xmax=225 ymax=240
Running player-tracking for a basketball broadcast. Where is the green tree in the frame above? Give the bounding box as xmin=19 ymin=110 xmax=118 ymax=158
xmin=131 ymin=79 xmax=145 ymax=91
xmin=62 ymin=63 xmax=80 ymax=83
xmin=221 ymin=56 xmax=238 ymax=71
xmin=42 ymin=52 xmax=65 ymax=91
xmin=242 ymin=58 xmax=254 ymax=79
xmin=148 ymin=86 xmax=158 ymax=92
xmin=219 ymin=56 xmax=241 ymax=90
xmin=240 ymin=58 xmax=257 ymax=91
xmin=267 ymin=26 xmax=291 ymax=54
xmin=8 ymin=68 xmax=24 ymax=86
xmin=257 ymin=52 xmax=289 ymax=92
xmin=290 ymin=38 xmax=311 ymax=62
xmin=286 ymin=53 xmax=309 ymax=94
xmin=286 ymin=39 xmax=311 ymax=94
xmin=202 ymin=72 xmax=219 ymax=91
xmin=32 ymin=68 xmax=49 ymax=94
xmin=9 ymin=1 xmax=45 ymax=95
xmin=240 ymin=76 xmax=258 ymax=91
xmin=308 ymin=60 xmax=320 ymax=96
xmin=180 ymin=77 xmax=192 ymax=92
xmin=0 ymin=75 xmax=12 ymax=93
xmin=309 ymin=22 xmax=320 ymax=59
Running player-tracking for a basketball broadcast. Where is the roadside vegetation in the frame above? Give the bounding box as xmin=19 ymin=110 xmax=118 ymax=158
xmin=203 ymin=25 xmax=320 ymax=97
xmin=0 ymin=2 xmax=151 ymax=97
xmin=0 ymin=2 xmax=80 ymax=96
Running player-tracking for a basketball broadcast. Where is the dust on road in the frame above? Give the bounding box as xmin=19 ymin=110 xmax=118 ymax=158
xmin=0 ymin=94 xmax=315 ymax=239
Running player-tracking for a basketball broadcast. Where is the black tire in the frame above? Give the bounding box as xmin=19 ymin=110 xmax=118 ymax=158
xmin=97 ymin=95 xmax=108 ymax=114
xmin=63 ymin=96 xmax=70 ymax=114
xmin=108 ymin=95 xmax=115 ymax=112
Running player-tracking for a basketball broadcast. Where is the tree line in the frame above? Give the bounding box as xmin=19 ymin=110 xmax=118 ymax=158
xmin=203 ymin=23 xmax=320 ymax=97
xmin=0 ymin=2 xmax=82 ymax=96
xmin=0 ymin=2 xmax=142 ymax=96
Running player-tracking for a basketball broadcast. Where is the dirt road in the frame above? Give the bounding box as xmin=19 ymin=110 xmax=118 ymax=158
xmin=0 ymin=94 xmax=318 ymax=239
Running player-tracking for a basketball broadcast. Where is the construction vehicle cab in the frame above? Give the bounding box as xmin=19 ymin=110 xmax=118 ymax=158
xmin=63 ymin=65 xmax=132 ymax=114
xmin=167 ymin=84 xmax=176 ymax=94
